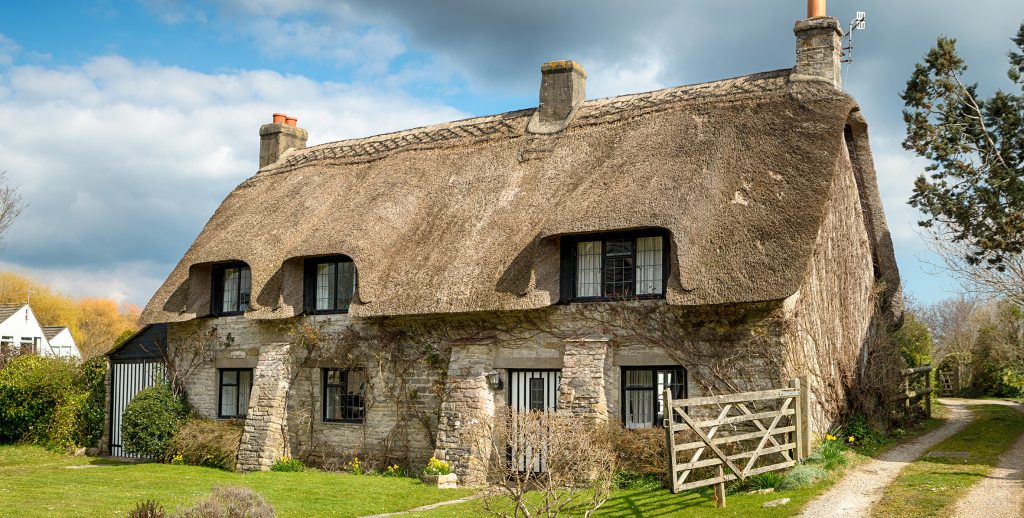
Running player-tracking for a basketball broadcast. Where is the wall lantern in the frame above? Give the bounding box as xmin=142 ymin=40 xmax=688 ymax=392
xmin=485 ymin=370 xmax=503 ymax=390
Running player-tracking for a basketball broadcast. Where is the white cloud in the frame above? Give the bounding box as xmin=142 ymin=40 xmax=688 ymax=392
xmin=0 ymin=44 xmax=465 ymax=306
xmin=0 ymin=34 xmax=19 ymax=66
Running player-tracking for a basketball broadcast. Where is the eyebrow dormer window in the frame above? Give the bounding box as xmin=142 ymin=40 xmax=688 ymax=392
xmin=304 ymin=256 xmax=356 ymax=314
xmin=562 ymin=231 xmax=667 ymax=302
xmin=212 ymin=263 xmax=251 ymax=316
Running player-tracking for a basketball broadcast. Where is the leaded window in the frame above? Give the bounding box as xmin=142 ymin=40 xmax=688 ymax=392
xmin=323 ymin=368 xmax=365 ymax=423
xmin=212 ymin=263 xmax=251 ymax=315
xmin=219 ymin=369 xmax=252 ymax=419
xmin=305 ymin=256 xmax=356 ymax=314
xmin=622 ymin=367 xmax=686 ymax=429
xmin=564 ymin=232 xmax=667 ymax=301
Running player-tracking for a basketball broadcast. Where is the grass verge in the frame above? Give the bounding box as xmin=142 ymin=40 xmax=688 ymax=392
xmin=408 ymin=411 xmax=948 ymax=518
xmin=870 ymin=403 xmax=1024 ymax=518
xmin=0 ymin=446 xmax=472 ymax=517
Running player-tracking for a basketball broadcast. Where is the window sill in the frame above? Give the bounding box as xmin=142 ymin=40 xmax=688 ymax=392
xmin=568 ymin=295 xmax=666 ymax=303
xmin=322 ymin=419 xmax=364 ymax=425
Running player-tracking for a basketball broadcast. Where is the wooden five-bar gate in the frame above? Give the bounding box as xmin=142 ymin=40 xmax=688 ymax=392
xmin=664 ymin=378 xmax=809 ymax=507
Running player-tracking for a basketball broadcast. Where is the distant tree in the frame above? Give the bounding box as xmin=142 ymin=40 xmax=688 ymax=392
xmin=0 ymin=272 xmax=140 ymax=358
xmin=0 ymin=171 xmax=25 ymax=250
xmin=76 ymin=298 xmax=139 ymax=358
xmin=902 ymin=24 xmax=1024 ymax=278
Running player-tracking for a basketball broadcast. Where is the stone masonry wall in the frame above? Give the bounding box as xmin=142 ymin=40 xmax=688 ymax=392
xmin=783 ymin=136 xmax=877 ymax=435
xmin=237 ymin=342 xmax=292 ymax=471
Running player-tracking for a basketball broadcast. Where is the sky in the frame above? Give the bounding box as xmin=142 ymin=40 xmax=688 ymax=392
xmin=0 ymin=0 xmax=1022 ymax=308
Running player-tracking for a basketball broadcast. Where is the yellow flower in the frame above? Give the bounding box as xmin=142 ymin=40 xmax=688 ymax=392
xmin=825 ymin=434 xmax=837 ymax=441
xmin=848 ymin=436 xmax=856 ymax=443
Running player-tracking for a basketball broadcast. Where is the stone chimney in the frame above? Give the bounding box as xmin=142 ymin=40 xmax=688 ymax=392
xmin=791 ymin=0 xmax=843 ymax=88
xmin=259 ymin=113 xmax=308 ymax=168
xmin=528 ymin=60 xmax=586 ymax=134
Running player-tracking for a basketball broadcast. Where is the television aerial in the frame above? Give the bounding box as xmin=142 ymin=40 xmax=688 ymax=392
xmin=842 ymin=11 xmax=867 ymax=88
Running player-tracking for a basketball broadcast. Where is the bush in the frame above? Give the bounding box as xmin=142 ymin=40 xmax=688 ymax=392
xmin=0 ymin=355 xmax=107 ymax=451
xmin=845 ymin=415 xmax=885 ymax=448
xmin=779 ymin=464 xmax=828 ymax=490
xmin=613 ymin=471 xmax=663 ymax=491
xmin=165 ymin=419 xmax=242 ymax=471
xmin=728 ymin=471 xmax=785 ymax=494
xmin=422 ymin=456 xmax=450 ymax=476
xmin=808 ymin=435 xmax=848 ymax=471
xmin=177 ymin=486 xmax=275 ymax=518
xmin=129 ymin=500 xmax=167 ymax=518
xmin=610 ymin=425 xmax=667 ymax=486
xmin=269 ymin=457 xmax=305 ymax=472
xmin=122 ymin=384 xmax=187 ymax=457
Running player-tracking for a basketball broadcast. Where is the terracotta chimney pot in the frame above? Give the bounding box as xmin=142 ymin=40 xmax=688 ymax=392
xmin=808 ymin=0 xmax=825 ymax=18
xmin=285 ymin=116 xmax=297 ymax=127
xmin=272 ymin=113 xmax=286 ymax=124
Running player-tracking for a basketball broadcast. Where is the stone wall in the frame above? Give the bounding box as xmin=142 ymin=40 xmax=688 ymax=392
xmin=163 ymin=300 xmax=812 ymax=482
xmin=783 ymin=134 xmax=877 ymax=434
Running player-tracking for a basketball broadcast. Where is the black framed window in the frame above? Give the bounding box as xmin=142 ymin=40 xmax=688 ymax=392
xmin=323 ymin=368 xmax=365 ymax=423
xmin=561 ymin=231 xmax=668 ymax=302
xmin=621 ymin=366 xmax=686 ymax=429
xmin=304 ymin=256 xmax=356 ymax=314
xmin=218 ymin=368 xmax=252 ymax=419
xmin=212 ymin=263 xmax=251 ymax=316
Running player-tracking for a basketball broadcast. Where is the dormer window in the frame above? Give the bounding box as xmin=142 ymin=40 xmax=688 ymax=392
xmin=562 ymin=231 xmax=668 ymax=302
xmin=212 ymin=262 xmax=251 ymax=316
xmin=304 ymin=256 xmax=356 ymax=314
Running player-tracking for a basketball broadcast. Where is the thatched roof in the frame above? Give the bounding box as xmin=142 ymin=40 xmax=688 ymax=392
xmin=141 ymin=69 xmax=898 ymax=323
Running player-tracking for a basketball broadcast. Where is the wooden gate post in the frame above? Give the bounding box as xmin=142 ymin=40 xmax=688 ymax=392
xmin=925 ymin=368 xmax=932 ymax=417
xmin=797 ymin=375 xmax=811 ymax=460
xmin=790 ymin=378 xmax=804 ymax=461
xmin=714 ymin=465 xmax=726 ymax=508
xmin=663 ymin=389 xmax=678 ymax=493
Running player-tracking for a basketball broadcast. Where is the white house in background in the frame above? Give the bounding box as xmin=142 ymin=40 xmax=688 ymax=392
xmin=43 ymin=326 xmax=80 ymax=359
xmin=0 ymin=303 xmax=79 ymax=359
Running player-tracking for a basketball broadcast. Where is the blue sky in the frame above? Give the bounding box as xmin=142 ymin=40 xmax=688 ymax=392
xmin=1 ymin=0 xmax=1022 ymax=307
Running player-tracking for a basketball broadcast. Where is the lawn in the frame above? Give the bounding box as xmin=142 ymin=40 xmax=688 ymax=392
xmin=870 ymin=403 xmax=1024 ymax=517
xmin=0 ymin=446 xmax=473 ymax=517
xmin=0 ymin=410 xmax=949 ymax=517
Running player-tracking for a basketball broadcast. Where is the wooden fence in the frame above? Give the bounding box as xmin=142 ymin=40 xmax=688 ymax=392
xmin=663 ymin=379 xmax=809 ymax=507
xmin=898 ymin=365 xmax=933 ymax=417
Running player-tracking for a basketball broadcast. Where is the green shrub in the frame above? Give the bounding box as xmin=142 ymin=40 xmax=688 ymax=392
xmin=613 ymin=471 xmax=663 ymax=491
xmin=779 ymin=464 xmax=828 ymax=490
xmin=178 ymin=486 xmax=275 ymax=518
xmin=728 ymin=471 xmax=785 ymax=494
xmin=422 ymin=456 xmax=450 ymax=476
xmin=122 ymin=384 xmax=187 ymax=457
xmin=270 ymin=457 xmax=305 ymax=472
xmin=808 ymin=435 xmax=848 ymax=471
xmin=845 ymin=414 xmax=885 ymax=448
xmin=165 ymin=419 xmax=241 ymax=471
xmin=128 ymin=500 xmax=167 ymax=518
xmin=0 ymin=355 xmax=106 ymax=451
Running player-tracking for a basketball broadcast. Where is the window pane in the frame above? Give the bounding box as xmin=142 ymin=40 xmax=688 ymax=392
xmin=220 ymin=386 xmax=237 ymax=417
xmin=528 ymin=377 xmax=546 ymax=411
xmin=657 ymin=369 xmax=685 ymax=423
xmin=238 ymin=371 xmax=252 ymax=417
xmin=326 ymin=369 xmax=341 ymax=385
xmin=636 ymin=236 xmax=664 ymax=295
xmin=625 ymin=389 xmax=654 ymax=429
xmin=239 ymin=267 xmax=251 ymax=312
xmin=222 ymin=370 xmax=237 ymax=385
xmin=336 ymin=261 xmax=355 ymax=311
xmin=576 ymin=241 xmax=601 ymax=298
xmin=222 ymin=268 xmax=239 ymax=313
xmin=625 ymin=369 xmax=653 ymax=388
xmin=326 ymin=386 xmax=343 ymax=420
xmin=346 ymin=370 xmax=365 ymax=420
xmin=603 ymin=239 xmax=634 ymax=297
xmin=316 ymin=263 xmax=335 ymax=311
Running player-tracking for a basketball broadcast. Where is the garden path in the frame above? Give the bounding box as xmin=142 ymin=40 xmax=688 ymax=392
xmin=950 ymin=399 xmax=1024 ymax=518
xmin=798 ymin=398 xmax=975 ymax=518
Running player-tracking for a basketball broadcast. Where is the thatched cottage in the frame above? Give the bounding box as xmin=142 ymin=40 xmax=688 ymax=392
xmin=113 ymin=7 xmax=901 ymax=481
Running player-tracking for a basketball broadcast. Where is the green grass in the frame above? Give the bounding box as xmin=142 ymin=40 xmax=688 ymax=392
xmin=0 ymin=446 xmax=472 ymax=517
xmin=871 ymin=403 xmax=1024 ymax=518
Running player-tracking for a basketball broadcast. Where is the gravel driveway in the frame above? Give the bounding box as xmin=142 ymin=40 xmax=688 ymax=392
xmin=798 ymin=399 xmax=975 ymax=518
xmin=950 ymin=400 xmax=1024 ymax=518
